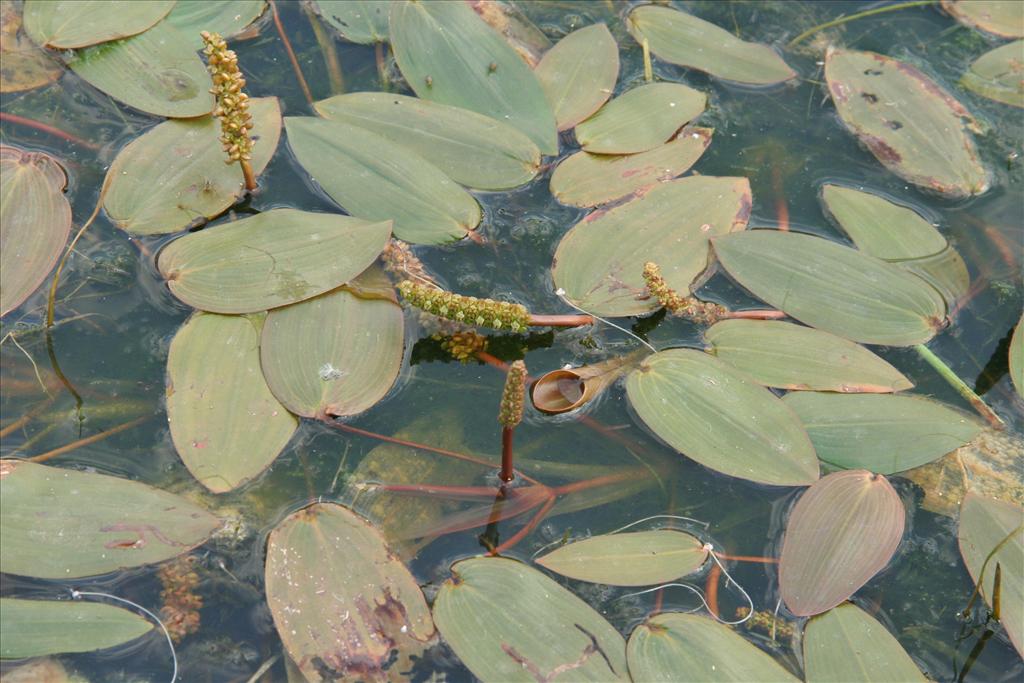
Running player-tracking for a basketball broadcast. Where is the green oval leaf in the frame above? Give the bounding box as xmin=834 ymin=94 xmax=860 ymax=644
xmin=961 ymin=41 xmax=1024 ymax=108
xmin=783 ymin=392 xmax=981 ymax=474
xmin=260 ymin=269 xmax=404 ymax=419
xmin=825 ymin=48 xmax=988 ymax=198
xmin=779 ymin=470 xmax=904 ymax=616
xmin=804 ymin=603 xmax=927 ymax=682
xmin=712 ymin=230 xmax=947 ymax=346
xmin=553 ymin=175 xmax=751 ymax=317
xmin=628 ymin=612 xmax=800 ymax=682
xmin=626 ymin=5 xmax=796 ymax=86
xmin=626 ymin=349 xmax=819 ymax=486
xmin=957 ymin=492 xmax=1024 ymax=657
xmin=534 ymin=23 xmax=619 ymax=132
xmin=575 ymin=83 xmax=706 ymax=155
xmin=23 ymin=0 xmax=174 ymax=48
xmin=0 ymin=598 xmax=153 ymax=659
xmin=551 ymin=128 xmax=712 ymax=208
xmin=390 ymin=0 xmax=557 ymax=154
xmin=1011 ymin=315 xmax=1023 ymax=398
xmin=316 ymin=0 xmax=390 ymax=44
xmin=705 ymin=320 xmax=913 ymax=393
xmin=168 ymin=312 xmax=297 ymax=493
xmin=536 ymin=530 xmax=707 ymax=586
xmin=104 ymin=97 xmax=281 ymax=235
xmin=67 ymin=21 xmax=215 ymax=118
xmin=157 ymin=208 xmax=391 ymax=314
xmin=0 ymin=460 xmax=220 ymax=579
xmin=315 ymin=92 xmax=539 ymax=190
xmin=0 ymin=146 xmax=71 ymax=317
xmin=285 ymin=116 xmax=480 ymax=244
xmin=433 ymin=557 xmax=628 ymax=682
xmin=266 ymin=503 xmax=437 ymax=681
xmin=942 ymin=0 xmax=1024 ymax=38
xmin=166 ymin=0 xmax=267 ymax=49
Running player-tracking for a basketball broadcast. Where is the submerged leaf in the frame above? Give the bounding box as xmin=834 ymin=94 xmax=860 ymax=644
xmin=168 ymin=313 xmax=297 ymax=493
xmin=551 ymin=128 xmax=712 ymax=208
xmin=536 ymin=530 xmax=707 ymax=586
xmin=390 ymin=0 xmax=557 ymax=154
xmin=824 ymin=48 xmax=988 ymax=198
xmin=265 ymin=503 xmax=437 ymax=682
xmin=553 ymin=175 xmax=751 ymax=317
xmin=0 ymin=145 xmax=71 ymax=317
xmin=157 ymin=208 xmax=391 ymax=314
xmin=705 ymin=320 xmax=913 ymax=393
xmin=0 ymin=460 xmax=219 ymax=579
xmin=626 ymin=5 xmax=796 ymax=86
xmin=316 ymin=0 xmax=390 ymax=44
xmin=575 ymin=83 xmax=706 ymax=155
xmin=286 ymin=116 xmax=480 ymax=244
xmin=784 ymin=392 xmax=980 ymax=474
xmin=0 ymin=0 xmax=62 ymax=93
xmin=23 ymin=0 xmax=173 ymax=48
xmin=713 ymin=230 xmax=947 ymax=346
xmin=433 ymin=557 xmax=629 ymax=682
xmin=0 ymin=598 xmax=153 ymax=659
xmin=942 ymin=0 xmax=1024 ymax=38
xmin=779 ymin=470 xmax=904 ymax=616
xmin=625 ymin=349 xmax=819 ymax=486
xmin=961 ymin=41 xmax=1024 ymax=108
xmin=315 ymin=92 xmax=539 ymax=190
xmin=104 ymin=97 xmax=281 ymax=235
xmin=534 ymin=23 xmax=619 ymax=131
xmin=628 ymin=613 xmax=800 ymax=682
xmin=804 ymin=603 xmax=926 ymax=682
xmin=957 ymin=493 xmax=1024 ymax=657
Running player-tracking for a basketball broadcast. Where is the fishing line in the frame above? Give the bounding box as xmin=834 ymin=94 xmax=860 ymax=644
xmin=555 ymin=288 xmax=657 ymax=353
xmin=606 ymin=514 xmax=711 ymax=535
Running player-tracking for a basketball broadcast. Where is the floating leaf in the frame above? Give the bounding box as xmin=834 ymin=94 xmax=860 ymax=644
xmin=315 ymin=92 xmax=539 ymax=190
xmin=784 ymin=392 xmax=981 ymax=474
xmin=166 ymin=0 xmax=267 ymax=49
xmin=824 ymin=48 xmax=988 ymax=198
xmin=285 ymin=116 xmax=480 ymax=244
xmin=265 ymin=503 xmax=437 ymax=682
xmin=68 ymin=21 xmax=215 ymax=118
xmin=628 ymin=612 xmax=800 ymax=682
xmin=390 ymin=0 xmax=557 ymax=154
xmin=713 ymin=230 xmax=947 ymax=346
xmin=23 ymin=0 xmax=173 ymax=48
xmin=471 ymin=0 xmax=551 ymax=67
xmin=957 ymin=493 xmax=1024 ymax=657
xmin=433 ymin=557 xmax=629 ymax=682
xmin=804 ymin=603 xmax=927 ymax=682
xmin=551 ymin=128 xmax=712 ymax=208
xmin=626 ymin=5 xmax=796 ymax=86
xmin=315 ymin=0 xmax=390 ymax=44
xmin=820 ymin=184 xmax=968 ymax=304
xmin=261 ymin=268 xmax=404 ymax=418
xmin=961 ymin=41 xmax=1024 ymax=108
xmin=942 ymin=0 xmax=1024 ymax=38
xmin=157 ymin=208 xmax=391 ymax=314
xmin=625 ymin=348 xmax=819 ymax=486
xmin=0 ymin=146 xmax=71 ymax=317
xmin=779 ymin=470 xmax=904 ymax=616
xmin=553 ymin=175 xmax=751 ymax=317
xmin=574 ymin=83 xmax=706 ymax=155
xmin=536 ymin=530 xmax=707 ymax=586
xmin=531 ymin=351 xmax=646 ymax=414
xmin=0 ymin=1 xmax=62 ymax=93
xmin=0 ymin=598 xmax=153 ymax=659
xmin=104 ymin=97 xmax=282 ymax=235
xmin=534 ymin=23 xmax=618 ymax=131
xmin=705 ymin=320 xmax=913 ymax=393
xmin=1012 ymin=315 xmax=1023 ymax=398
xmin=0 ymin=460 xmax=219 ymax=579
xmin=167 ymin=313 xmax=297 ymax=493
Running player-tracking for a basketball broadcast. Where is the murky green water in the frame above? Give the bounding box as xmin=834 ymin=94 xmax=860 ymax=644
xmin=1 ymin=1 xmax=1022 ymax=681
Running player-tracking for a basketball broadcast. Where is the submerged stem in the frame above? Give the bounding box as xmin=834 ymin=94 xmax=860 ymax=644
xmin=787 ymin=0 xmax=938 ymax=47
xmin=914 ymin=344 xmax=1004 ymax=429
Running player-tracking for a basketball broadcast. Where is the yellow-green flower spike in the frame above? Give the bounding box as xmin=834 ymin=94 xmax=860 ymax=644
xmin=498 ymin=360 xmax=527 ymax=427
xmin=642 ymin=261 xmax=728 ymax=325
xmin=438 ymin=330 xmax=488 ymax=363
xmin=201 ymin=31 xmax=254 ymax=166
xmin=398 ymin=280 xmax=531 ymax=333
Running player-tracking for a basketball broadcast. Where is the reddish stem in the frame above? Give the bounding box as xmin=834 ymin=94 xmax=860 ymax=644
xmin=268 ymin=0 xmax=314 ymax=106
xmin=0 ymin=112 xmax=100 ymax=151
xmin=491 ymin=494 xmax=557 ymax=556
xmin=714 ymin=553 xmax=779 ymax=564
xmin=706 ymin=562 xmax=722 ymax=617
xmin=772 ymin=166 xmax=789 ymax=232
xmin=240 ymin=159 xmax=257 ymax=192
xmin=721 ymin=309 xmax=787 ymax=320
xmin=500 ymin=426 xmax=515 ymax=483
xmin=528 ymin=313 xmax=595 ymax=327
xmin=28 ymin=416 xmax=149 ymax=463
xmin=553 ymin=467 xmax=649 ymax=496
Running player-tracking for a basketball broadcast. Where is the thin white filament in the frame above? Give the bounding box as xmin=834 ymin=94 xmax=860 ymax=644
xmin=71 ymin=589 xmax=178 ymax=682
xmin=607 ymin=514 xmax=711 ymax=535
xmin=555 ymin=288 xmax=657 ymax=353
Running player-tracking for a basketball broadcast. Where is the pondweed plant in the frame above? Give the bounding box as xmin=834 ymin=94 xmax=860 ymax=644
xmin=498 ymin=360 xmax=527 ymax=485
xmin=200 ymin=31 xmax=256 ymax=191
